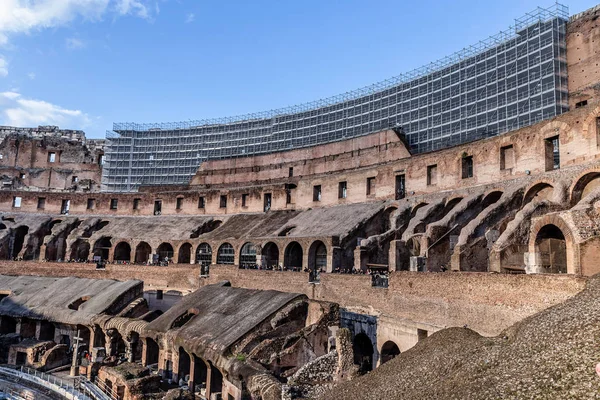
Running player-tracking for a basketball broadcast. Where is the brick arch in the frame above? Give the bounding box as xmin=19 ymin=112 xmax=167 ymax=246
xmin=176 ymin=241 xmax=194 ymax=264
xmin=540 ymin=120 xmax=571 ymax=138
xmin=569 ymin=168 xmax=600 ymax=206
xmin=113 ymin=240 xmax=133 ymax=262
xmin=523 ymin=180 xmax=555 ymax=205
xmin=581 ymin=106 xmax=600 ymax=135
xmin=528 ymin=215 xmax=579 ymax=275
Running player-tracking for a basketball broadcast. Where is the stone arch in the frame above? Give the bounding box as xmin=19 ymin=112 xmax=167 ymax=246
xmin=581 ymin=106 xmax=600 ymax=139
xmin=353 ymin=332 xmax=374 ymax=374
xmin=177 ymin=347 xmax=191 ymax=383
xmin=308 ymin=240 xmax=327 ymax=272
xmin=216 ymin=242 xmax=234 ymax=265
xmin=92 ymin=237 xmax=112 ymax=260
xmin=135 ymin=242 xmax=152 ymax=264
xmin=261 ymin=241 xmax=279 ymax=269
xmin=481 ymin=190 xmax=503 ymax=208
xmin=410 ymin=202 xmax=428 ymax=218
xmin=541 ymin=120 xmax=571 ymax=138
xmin=70 ymin=239 xmax=90 ymax=261
xmin=196 ymin=243 xmax=212 ymax=275
xmin=380 ymin=341 xmax=400 ymax=364
xmin=570 ymin=170 xmax=600 ymax=206
xmin=10 ymin=225 xmax=29 ymax=260
xmin=284 ymin=241 xmax=303 ymax=271
xmin=156 ymin=242 xmax=174 ymax=261
xmin=523 ymin=182 xmax=555 ymax=205
xmin=113 ymin=241 xmax=131 ymax=262
xmin=239 ymin=242 xmax=257 ymax=268
xmin=177 ymin=242 xmax=192 ymax=264
xmin=528 ymin=216 xmax=577 ymax=274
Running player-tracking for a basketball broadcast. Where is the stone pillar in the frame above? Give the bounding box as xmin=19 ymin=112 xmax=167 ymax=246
xmin=188 ymin=353 xmax=196 ymax=394
xmin=450 ymin=247 xmax=461 ymax=271
xmin=388 ymin=241 xmax=399 ymax=271
xmin=39 ymin=244 xmax=46 ymax=261
xmin=141 ymin=338 xmax=148 ymax=366
xmin=488 ymin=250 xmax=502 ymax=273
xmin=353 ymin=247 xmax=367 ymax=272
xmin=130 ymin=247 xmax=136 ymax=264
xmin=525 ymin=252 xmax=544 ymax=274
xmin=35 ymin=321 xmax=42 ymax=340
xmin=409 ymin=256 xmax=426 ymax=272
xmin=329 ymin=246 xmax=341 ymax=273
xmin=204 ymin=359 xmax=213 ymax=400
xmin=88 ymin=327 xmax=97 ymax=353
xmin=108 ymin=246 xmax=115 ymax=263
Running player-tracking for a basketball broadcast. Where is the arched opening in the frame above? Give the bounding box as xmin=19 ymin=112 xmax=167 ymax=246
xmin=571 ymin=172 xmax=600 ymax=205
xmin=380 ymin=341 xmax=400 ymax=364
xmin=135 ymin=242 xmax=152 ymax=264
xmin=145 ymin=338 xmax=159 ymax=366
xmin=113 ymin=242 xmax=131 ymax=262
xmin=10 ymin=226 xmax=29 ymax=259
xmin=284 ymin=241 xmax=303 ymax=271
xmin=190 ymin=220 xmax=222 ymax=238
xmin=209 ymin=362 xmax=223 ymax=396
xmin=92 ymin=237 xmax=112 ymax=260
xmin=196 ymin=243 xmax=212 ymax=275
xmin=178 ymin=243 xmax=192 ymax=264
xmin=524 ymin=183 xmax=554 ymax=205
xmin=353 ymin=333 xmax=374 ymax=374
xmin=216 ymin=243 xmax=234 ymax=265
xmin=70 ymin=239 xmax=90 ymax=262
xmin=177 ymin=347 xmax=190 ymax=384
xmin=308 ymin=240 xmax=327 ymax=281
xmin=262 ymin=242 xmax=279 ymax=269
xmin=481 ymin=191 xmax=503 ymax=208
xmin=157 ymin=243 xmax=174 ymax=262
xmin=535 ymin=224 xmax=567 ymax=273
xmin=239 ymin=242 xmax=257 ymax=268
xmin=410 ymin=203 xmax=428 ymax=218
xmin=192 ymin=355 xmax=208 ymax=394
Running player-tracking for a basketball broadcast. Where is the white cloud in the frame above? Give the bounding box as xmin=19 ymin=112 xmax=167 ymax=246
xmin=0 ymin=91 xmax=91 ymax=128
xmin=27 ymin=72 xmax=36 ymax=80
xmin=66 ymin=37 xmax=86 ymax=49
xmin=0 ymin=56 xmax=7 ymax=77
xmin=185 ymin=13 xmax=194 ymax=23
xmin=0 ymin=0 xmax=158 ymax=45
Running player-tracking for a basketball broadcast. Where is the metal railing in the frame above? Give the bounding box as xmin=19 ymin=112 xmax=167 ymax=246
xmin=0 ymin=366 xmax=105 ymax=400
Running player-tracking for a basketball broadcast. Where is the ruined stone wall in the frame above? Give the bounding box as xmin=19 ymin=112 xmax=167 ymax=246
xmin=0 ymin=261 xmax=199 ymax=292
xmin=3 ymin=102 xmax=600 ymax=216
xmin=568 ymin=6 xmax=600 ymax=107
xmin=202 ymin=266 xmax=586 ymax=337
xmin=0 ymin=132 xmax=104 ymax=192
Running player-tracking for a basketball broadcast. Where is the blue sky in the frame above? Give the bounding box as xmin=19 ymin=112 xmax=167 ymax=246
xmin=0 ymin=0 xmax=597 ymax=138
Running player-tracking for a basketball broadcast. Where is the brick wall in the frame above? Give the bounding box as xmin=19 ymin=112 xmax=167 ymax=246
xmin=205 ymin=266 xmax=587 ymax=337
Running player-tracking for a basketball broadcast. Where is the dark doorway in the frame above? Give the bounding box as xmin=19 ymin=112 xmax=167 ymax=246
xmin=353 ymin=332 xmax=374 ymax=374
xmin=284 ymin=241 xmax=303 ymax=271
xmin=395 ymin=174 xmax=406 ymax=200
xmin=380 ymin=341 xmax=400 ymax=364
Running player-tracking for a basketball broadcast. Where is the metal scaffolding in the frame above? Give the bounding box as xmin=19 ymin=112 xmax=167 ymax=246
xmin=102 ymin=3 xmax=569 ymax=192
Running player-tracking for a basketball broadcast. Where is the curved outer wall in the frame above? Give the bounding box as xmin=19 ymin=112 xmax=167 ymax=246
xmin=102 ymin=7 xmax=569 ymax=192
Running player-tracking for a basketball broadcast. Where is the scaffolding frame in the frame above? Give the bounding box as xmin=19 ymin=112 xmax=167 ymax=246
xmin=103 ymin=3 xmax=569 ymax=192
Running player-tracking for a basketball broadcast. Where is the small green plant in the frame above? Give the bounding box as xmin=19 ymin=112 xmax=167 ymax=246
xmin=235 ymin=353 xmax=247 ymax=362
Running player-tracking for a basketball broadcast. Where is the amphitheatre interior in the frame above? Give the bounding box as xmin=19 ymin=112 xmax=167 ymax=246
xmin=3 ymin=2 xmax=600 ymax=400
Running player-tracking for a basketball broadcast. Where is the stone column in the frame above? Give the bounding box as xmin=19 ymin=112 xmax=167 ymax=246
xmin=204 ymin=359 xmax=213 ymax=400
xmin=388 ymin=241 xmax=399 ymax=271
xmin=39 ymin=244 xmax=47 ymax=261
xmin=525 ymin=252 xmax=544 ymax=274
xmin=188 ymin=353 xmax=196 ymax=394
xmin=353 ymin=247 xmax=367 ymax=272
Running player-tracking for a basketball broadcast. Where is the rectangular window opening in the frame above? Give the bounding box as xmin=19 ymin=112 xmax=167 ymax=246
xmin=12 ymin=196 xmax=21 ymax=208
xmin=575 ymin=100 xmax=588 ymax=108
xmin=500 ymin=145 xmax=515 ymax=170
xmin=461 ymin=155 xmax=474 ymax=179
xmin=338 ymin=181 xmax=347 ymax=199
xmin=242 ymin=193 xmax=249 ymax=207
xmin=395 ymin=174 xmax=406 ymax=200
xmin=545 ymin=136 xmax=560 ymax=171
xmin=313 ymin=185 xmax=322 ymax=202
xmin=110 ymin=198 xmax=118 ymax=210
xmin=427 ymin=165 xmax=438 ymax=186
xmin=220 ymin=195 xmax=227 ymax=208
xmin=87 ymin=198 xmax=96 ymax=210
xmin=154 ymin=200 xmax=162 ymax=214
xmin=61 ymin=199 xmax=70 ymax=215
xmin=37 ymin=197 xmax=46 ymax=209
xmin=133 ymin=198 xmax=140 ymax=210
xmin=289 ymin=167 xmax=294 ymax=177
xmin=176 ymin=197 xmax=183 ymax=210
xmin=48 ymin=152 xmax=56 ymax=163
xmin=366 ymin=177 xmax=376 ymax=196
xmin=264 ymin=193 xmax=272 ymax=212
xmin=198 ymin=197 xmax=205 ymax=209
